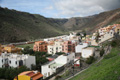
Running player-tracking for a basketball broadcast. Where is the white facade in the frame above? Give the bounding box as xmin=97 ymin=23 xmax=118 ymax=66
xmin=82 ymin=47 xmax=95 ymax=58
xmin=0 ymin=53 xmax=36 ymax=69
xmin=48 ymin=41 xmax=63 ymax=55
xmin=75 ymin=43 xmax=88 ymax=53
xmin=42 ymin=53 xmax=75 ymax=79
xmin=55 ymin=53 xmax=75 ymax=65
xmin=99 ymin=30 xmax=114 ymax=43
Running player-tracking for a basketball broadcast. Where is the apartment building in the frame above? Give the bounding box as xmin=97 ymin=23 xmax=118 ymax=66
xmin=62 ymin=41 xmax=76 ymax=53
xmin=47 ymin=41 xmax=63 ymax=55
xmin=33 ymin=41 xmax=48 ymax=52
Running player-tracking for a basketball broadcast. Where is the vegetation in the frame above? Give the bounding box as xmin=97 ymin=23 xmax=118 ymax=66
xmin=0 ymin=7 xmax=65 ymax=43
xmin=100 ymin=49 xmax=105 ymax=57
xmin=56 ymin=52 xmax=65 ymax=55
xmin=16 ymin=43 xmax=34 ymax=49
xmin=86 ymin=56 xmax=95 ymax=64
xmin=0 ymin=66 xmax=29 ymax=80
xmin=22 ymin=46 xmax=49 ymax=65
xmin=110 ymin=39 xmax=120 ymax=47
xmin=70 ymin=47 xmax=120 ymax=80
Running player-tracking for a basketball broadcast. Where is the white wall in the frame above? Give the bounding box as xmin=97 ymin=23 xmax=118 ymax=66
xmin=25 ymin=56 xmax=36 ymax=69
xmin=0 ymin=57 xmax=3 ymax=68
xmin=82 ymin=47 xmax=95 ymax=58
xmin=99 ymin=30 xmax=114 ymax=43
xmin=41 ymin=61 xmax=55 ymax=79
xmin=75 ymin=43 xmax=88 ymax=53
xmin=9 ymin=58 xmax=18 ymax=68
xmin=55 ymin=53 xmax=75 ymax=65
xmin=55 ymin=55 xmax=67 ymax=65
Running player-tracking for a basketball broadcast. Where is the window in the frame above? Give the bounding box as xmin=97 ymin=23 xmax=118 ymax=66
xmin=9 ymin=60 xmax=11 ymax=64
xmin=15 ymin=61 xmax=17 ymax=65
xmin=2 ymin=59 xmax=3 ymax=63
xmin=49 ymin=65 xmax=50 ymax=68
xmin=67 ymin=58 xmax=69 ymax=61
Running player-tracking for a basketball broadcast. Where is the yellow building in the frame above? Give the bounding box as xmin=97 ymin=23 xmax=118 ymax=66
xmin=3 ymin=45 xmax=21 ymax=53
xmin=14 ymin=71 xmax=43 ymax=80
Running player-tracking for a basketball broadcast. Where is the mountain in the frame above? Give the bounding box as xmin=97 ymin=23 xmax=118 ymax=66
xmin=0 ymin=7 xmax=66 ymax=43
xmin=60 ymin=8 xmax=120 ymax=32
xmin=0 ymin=7 xmax=120 ymax=43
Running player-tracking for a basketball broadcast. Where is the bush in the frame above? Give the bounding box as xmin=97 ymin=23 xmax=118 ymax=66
xmin=56 ymin=52 xmax=65 ymax=55
xmin=55 ymin=75 xmax=62 ymax=80
xmin=100 ymin=49 xmax=105 ymax=57
xmin=104 ymin=53 xmax=117 ymax=59
xmin=86 ymin=56 xmax=95 ymax=64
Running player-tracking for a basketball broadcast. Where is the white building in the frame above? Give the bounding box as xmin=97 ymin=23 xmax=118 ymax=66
xmin=54 ymin=53 xmax=75 ymax=65
xmin=99 ymin=30 xmax=114 ymax=43
xmin=0 ymin=53 xmax=36 ymax=69
xmin=47 ymin=41 xmax=63 ymax=55
xmin=75 ymin=43 xmax=89 ymax=53
xmin=41 ymin=53 xmax=75 ymax=79
xmin=81 ymin=47 xmax=95 ymax=58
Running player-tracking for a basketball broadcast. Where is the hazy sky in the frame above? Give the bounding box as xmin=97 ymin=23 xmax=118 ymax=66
xmin=0 ymin=0 xmax=120 ymax=18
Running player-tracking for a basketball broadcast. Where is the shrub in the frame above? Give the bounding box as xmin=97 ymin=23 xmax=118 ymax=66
xmin=55 ymin=75 xmax=62 ymax=80
xmin=104 ymin=53 xmax=117 ymax=59
xmin=100 ymin=49 xmax=105 ymax=57
xmin=56 ymin=52 xmax=65 ymax=55
xmin=86 ymin=56 xmax=95 ymax=64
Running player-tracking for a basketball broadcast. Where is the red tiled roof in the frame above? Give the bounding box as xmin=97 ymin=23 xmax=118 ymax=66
xmin=31 ymin=72 xmax=43 ymax=80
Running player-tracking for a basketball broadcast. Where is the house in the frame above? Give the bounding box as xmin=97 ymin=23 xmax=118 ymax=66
xmin=0 ymin=53 xmax=36 ymax=69
xmin=81 ymin=47 xmax=95 ymax=58
xmin=47 ymin=41 xmax=63 ymax=55
xmin=3 ymin=45 xmax=21 ymax=53
xmin=54 ymin=53 xmax=75 ymax=65
xmin=14 ymin=71 xmax=43 ymax=80
xmin=75 ymin=43 xmax=88 ymax=53
xmin=74 ymin=57 xmax=80 ymax=66
xmin=99 ymin=30 xmax=114 ymax=43
xmin=33 ymin=41 xmax=48 ymax=52
xmin=41 ymin=53 xmax=75 ymax=79
xmin=62 ymin=41 xmax=76 ymax=53
xmin=114 ymin=24 xmax=120 ymax=34
xmin=98 ymin=25 xmax=113 ymax=36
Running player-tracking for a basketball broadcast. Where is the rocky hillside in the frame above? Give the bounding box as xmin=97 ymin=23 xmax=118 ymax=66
xmin=56 ymin=8 xmax=120 ymax=32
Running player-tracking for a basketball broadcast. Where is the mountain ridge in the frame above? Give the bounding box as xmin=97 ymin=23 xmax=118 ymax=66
xmin=0 ymin=7 xmax=120 ymax=43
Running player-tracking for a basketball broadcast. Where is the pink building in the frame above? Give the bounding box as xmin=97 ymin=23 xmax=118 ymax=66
xmin=62 ymin=41 xmax=76 ymax=53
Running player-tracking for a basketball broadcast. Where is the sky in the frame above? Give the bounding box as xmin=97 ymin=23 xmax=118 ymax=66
xmin=0 ymin=0 xmax=120 ymax=18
